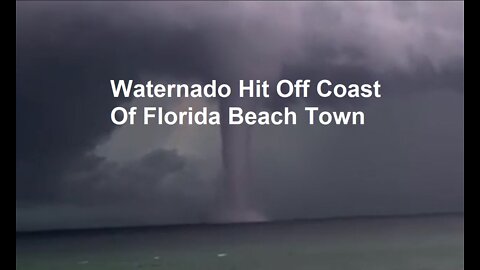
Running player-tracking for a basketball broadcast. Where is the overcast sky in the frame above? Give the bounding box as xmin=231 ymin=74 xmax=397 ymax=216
xmin=16 ymin=1 xmax=463 ymax=231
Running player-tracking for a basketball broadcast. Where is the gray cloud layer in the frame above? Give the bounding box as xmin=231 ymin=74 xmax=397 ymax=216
xmin=16 ymin=2 xmax=463 ymax=231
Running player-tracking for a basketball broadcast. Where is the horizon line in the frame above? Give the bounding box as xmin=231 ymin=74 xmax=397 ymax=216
xmin=16 ymin=211 xmax=464 ymax=235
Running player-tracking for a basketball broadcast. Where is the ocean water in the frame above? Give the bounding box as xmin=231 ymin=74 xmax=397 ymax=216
xmin=16 ymin=215 xmax=464 ymax=270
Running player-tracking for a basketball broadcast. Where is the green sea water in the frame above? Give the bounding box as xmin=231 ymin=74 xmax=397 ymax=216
xmin=16 ymin=215 xmax=464 ymax=270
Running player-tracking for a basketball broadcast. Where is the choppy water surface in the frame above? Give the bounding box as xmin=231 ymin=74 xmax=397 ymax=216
xmin=16 ymin=215 xmax=464 ymax=270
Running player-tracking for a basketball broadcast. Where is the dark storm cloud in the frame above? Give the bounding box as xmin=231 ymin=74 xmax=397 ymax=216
xmin=16 ymin=2 xmax=216 ymax=204
xmin=16 ymin=2 xmax=463 ymax=230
